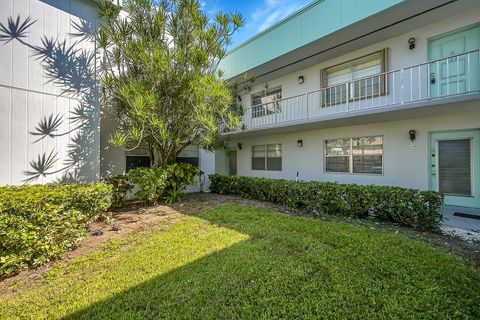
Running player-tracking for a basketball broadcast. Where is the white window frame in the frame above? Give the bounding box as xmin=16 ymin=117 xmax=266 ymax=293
xmin=252 ymin=143 xmax=282 ymax=171
xmin=324 ymin=136 xmax=384 ymax=175
xmin=321 ymin=49 xmax=388 ymax=106
xmin=251 ymin=86 xmax=282 ymax=118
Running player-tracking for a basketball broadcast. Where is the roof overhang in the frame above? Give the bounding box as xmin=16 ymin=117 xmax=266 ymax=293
xmin=221 ymin=0 xmax=478 ymax=84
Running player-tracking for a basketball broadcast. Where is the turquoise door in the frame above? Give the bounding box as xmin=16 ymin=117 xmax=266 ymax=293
xmin=429 ymin=130 xmax=480 ymax=209
xmin=428 ymin=24 xmax=480 ymax=98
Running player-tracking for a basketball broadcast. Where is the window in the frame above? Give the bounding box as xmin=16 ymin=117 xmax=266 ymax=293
xmin=325 ymin=136 xmax=383 ymax=174
xmin=125 ymin=142 xmax=151 ymax=172
xmin=321 ymin=49 xmax=387 ymax=105
xmin=252 ymin=144 xmax=282 ymax=171
xmin=126 ymin=156 xmax=151 ymax=171
xmin=251 ymin=87 xmax=282 ymax=118
xmin=176 ymin=145 xmax=199 ymax=166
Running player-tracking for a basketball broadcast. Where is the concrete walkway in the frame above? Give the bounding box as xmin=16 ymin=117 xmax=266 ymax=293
xmin=442 ymin=206 xmax=480 ymax=242
xmin=443 ymin=206 xmax=480 ymax=231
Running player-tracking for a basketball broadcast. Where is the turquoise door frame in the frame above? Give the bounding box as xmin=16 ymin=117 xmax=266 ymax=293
xmin=429 ymin=130 xmax=480 ymax=209
xmin=428 ymin=23 xmax=480 ymax=98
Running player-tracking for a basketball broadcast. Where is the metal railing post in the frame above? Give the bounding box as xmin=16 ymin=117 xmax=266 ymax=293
xmin=400 ymin=68 xmax=405 ymax=104
xmin=305 ymin=93 xmax=309 ymax=119
xmin=345 ymin=82 xmax=349 ymax=113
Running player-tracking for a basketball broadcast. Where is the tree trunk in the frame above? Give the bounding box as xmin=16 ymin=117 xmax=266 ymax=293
xmin=153 ymin=145 xmax=179 ymax=167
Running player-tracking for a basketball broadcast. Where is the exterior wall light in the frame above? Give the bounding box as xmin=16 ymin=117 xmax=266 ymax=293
xmin=409 ymin=130 xmax=416 ymax=142
xmin=408 ymin=37 xmax=416 ymax=50
xmin=237 ymin=95 xmax=242 ymax=102
xmin=237 ymin=142 xmax=242 ymax=150
xmin=298 ymin=76 xmax=304 ymax=84
xmin=297 ymin=139 xmax=303 ymax=147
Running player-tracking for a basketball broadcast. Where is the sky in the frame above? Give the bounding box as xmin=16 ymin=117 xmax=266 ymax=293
xmin=201 ymin=0 xmax=312 ymax=50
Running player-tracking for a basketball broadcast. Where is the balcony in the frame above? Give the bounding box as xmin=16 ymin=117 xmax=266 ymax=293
xmin=224 ymin=50 xmax=480 ymax=134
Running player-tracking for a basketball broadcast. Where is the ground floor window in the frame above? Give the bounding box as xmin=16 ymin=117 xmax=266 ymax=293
xmin=252 ymin=144 xmax=282 ymax=171
xmin=125 ymin=144 xmax=200 ymax=171
xmin=325 ymin=136 xmax=383 ymax=174
xmin=177 ymin=145 xmax=200 ymax=166
xmin=125 ymin=143 xmax=151 ymax=172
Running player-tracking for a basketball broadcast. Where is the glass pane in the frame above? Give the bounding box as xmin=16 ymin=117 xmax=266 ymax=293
xmin=267 ymin=158 xmax=282 ymax=171
xmin=353 ymin=155 xmax=383 ymax=174
xmin=252 ymin=88 xmax=282 ymax=118
xmin=352 ymin=136 xmax=383 ymax=155
xmin=325 ymin=156 xmax=349 ymax=173
xmin=267 ymin=144 xmax=282 ymax=158
xmin=352 ymin=57 xmax=381 ymax=79
xmin=252 ymin=87 xmax=282 ymax=106
xmin=252 ymin=145 xmax=265 ymax=170
xmin=352 ymin=76 xmax=381 ymax=98
xmin=252 ymin=145 xmax=265 ymax=157
xmin=325 ymin=84 xmax=347 ymax=105
xmin=325 ymin=139 xmax=350 ymax=156
xmin=438 ymin=139 xmax=472 ymax=196
xmin=252 ymin=158 xmax=265 ymax=170
xmin=266 ymin=144 xmax=282 ymax=171
xmin=327 ymin=66 xmax=351 ymax=85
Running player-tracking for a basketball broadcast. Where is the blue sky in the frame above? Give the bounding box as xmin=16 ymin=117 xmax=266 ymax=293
xmin=201 ymin=0 xmax=312 ymax=50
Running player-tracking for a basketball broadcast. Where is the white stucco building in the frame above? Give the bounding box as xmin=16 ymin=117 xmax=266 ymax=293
xmin=0 ymin=0 xmax=214 ymax=187
xmin=216 ymin=0 xmax=480 ymax=211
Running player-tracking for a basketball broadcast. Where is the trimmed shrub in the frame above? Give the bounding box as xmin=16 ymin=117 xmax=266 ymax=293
xmin=128 ymin=163 xmax=200 ymax=205
xmin=209 ymin=174 xmax=444 ymax=231
xmin=128 ymin=167 xmax=167 ymax=205
xmin=104 ymin=175 xmax=134 ymax=208
xmin=163 ymin=163 xmax=201 ymax=204
xmin=0 ymin=183 xmax=112 ymax=278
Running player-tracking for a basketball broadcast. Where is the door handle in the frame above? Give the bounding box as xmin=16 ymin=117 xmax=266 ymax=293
xmin=430 ymin=72 xmax=436 ymax=84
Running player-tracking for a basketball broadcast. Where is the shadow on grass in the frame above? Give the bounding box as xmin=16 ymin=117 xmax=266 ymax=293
xmin=59 ymin=204 xmax=480 ymax=319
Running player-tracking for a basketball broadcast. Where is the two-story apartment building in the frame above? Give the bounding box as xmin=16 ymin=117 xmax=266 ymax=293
xmin=216 ymin=0 xmax=480 ymax=211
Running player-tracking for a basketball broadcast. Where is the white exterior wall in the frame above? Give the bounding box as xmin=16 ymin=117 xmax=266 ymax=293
xmin=214 ymin=9 xmax=480 ymax=192
xmin=238 ymin=10 xmax=480 ymax=107
xmin=0 ymin=0 xmax=101 ymax=185
xmin=223 ymin=102 xmax=480 ymax=190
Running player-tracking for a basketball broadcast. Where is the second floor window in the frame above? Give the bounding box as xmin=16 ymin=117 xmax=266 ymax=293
xmin=251 ymin=87 xmax=282 ymax=118
xmin=321 ymin=49 xmax=387 ymax=106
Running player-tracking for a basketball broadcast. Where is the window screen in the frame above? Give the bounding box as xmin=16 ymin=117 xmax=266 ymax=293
xmin=325 ymin=136 xmax=383 ymax=174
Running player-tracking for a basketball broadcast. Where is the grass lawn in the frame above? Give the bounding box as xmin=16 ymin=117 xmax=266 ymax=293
xmin=1 ymin=204 xmax=479 ymax=319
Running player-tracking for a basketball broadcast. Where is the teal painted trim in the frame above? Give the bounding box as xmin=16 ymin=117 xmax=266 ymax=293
xmin=428 ymin=129 xmax=480 ymax=209
xmin=227 ymin=0 xmax=327 ymax=55
xmin=219 ymin=0 xmax=405 ymax=79
xmin=427 ymin=22 xmax=480 ymax=60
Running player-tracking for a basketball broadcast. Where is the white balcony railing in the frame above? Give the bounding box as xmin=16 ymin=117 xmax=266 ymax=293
xmin=227 ymin=50 xmax=480 ymax=132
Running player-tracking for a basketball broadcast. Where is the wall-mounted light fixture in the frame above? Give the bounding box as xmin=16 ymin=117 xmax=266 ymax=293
xmin=409 ymin=129 xmax=416 ymax=142
xmin=237 ymin=142 xmax=242 ymax=150
xmin=298 ymin=75 xmax=304 ymax=84
xmin=237 ymin=95 xmax=242 ymax=102
xmin=297 ymin=139 xmax=303 ymax=147
xmin=408 ymin=37 xmax=416 ymax=50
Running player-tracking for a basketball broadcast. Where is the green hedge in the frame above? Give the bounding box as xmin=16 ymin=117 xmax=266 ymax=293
xmin=0 ymin=183 xmax=112 ymax=278
xmin=209 ymin=174 xmax=444 ymax=231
